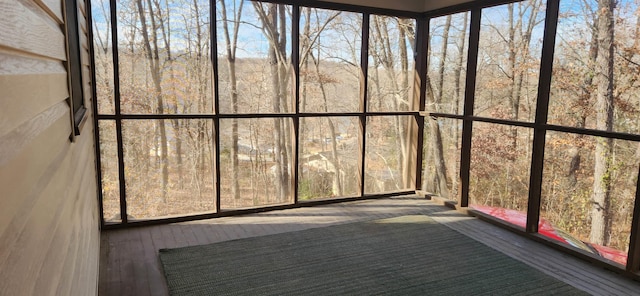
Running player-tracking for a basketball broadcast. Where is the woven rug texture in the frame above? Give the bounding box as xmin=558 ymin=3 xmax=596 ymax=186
xmin=159 ymin=215 xmax=588 ymax=296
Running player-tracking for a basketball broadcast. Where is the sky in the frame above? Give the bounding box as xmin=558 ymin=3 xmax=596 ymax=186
xmin=92 ymin=0 xmax=410 ymax=61
xmin=91 ymin=0 xmax=639 ymax=65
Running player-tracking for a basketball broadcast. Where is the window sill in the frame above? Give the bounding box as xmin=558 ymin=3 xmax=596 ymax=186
xmin=74 ymin=106 xmax=88 ymax=136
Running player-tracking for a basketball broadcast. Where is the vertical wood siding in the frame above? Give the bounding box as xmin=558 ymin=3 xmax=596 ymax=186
xmin=0 ymin=0 xmax=99 ymax=295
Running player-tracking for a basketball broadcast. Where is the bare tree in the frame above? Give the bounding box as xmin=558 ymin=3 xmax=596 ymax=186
xmin=423 ymin=15 xmax=452 ymax=197
xmin=451 ymin=12 xmax=468 ymax=196
xmin=253 ymin=3 xmax=292 ymax=201
xmin=507 ymin=0 xmax=543 ymax=146
xmin=565 ymin=2 xmax=599 ymax=188
xmin=178 ymin=0 xmax=212 ymax=198
xmin=299 ymin=8 xmax=344 ymax=196
xmin=590 ymin=0 xmax=616 ymax=245
xmin=135 ymin=0 xmax=170 ymax=201
xmin=368 ymin=16 xmax=415 ymax=190
xmin=219 ymin=0 xmax=244 ymax=200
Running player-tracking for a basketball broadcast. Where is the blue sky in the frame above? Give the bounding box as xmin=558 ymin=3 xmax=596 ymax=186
xmin=92 ymin=0 xmax=638 ymax=60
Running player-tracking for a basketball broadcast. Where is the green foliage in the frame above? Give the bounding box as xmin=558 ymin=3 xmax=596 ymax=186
xmin=299 ymin=172 xmax=333 ymax=201
xmin=298 ymin=178 xmax=313 ymax=201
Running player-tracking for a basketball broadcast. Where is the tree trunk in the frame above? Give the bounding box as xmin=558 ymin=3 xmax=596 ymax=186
xmin=433 ymin=15 xmax=452 ymax=197
xmin=298 ymin=8 xmax=312 ymax=178
xmin=422 ymin=18 xmax=450 ymax=197
xmin=508 ymin=0 xmax=541 ymax=148
xmin=277 ymin=5 xmax=293 ymax=196
xmin=136 ymin=0 xmax=169 ymax=201
xmin=371 ymin=17 xmax=412 ymax=189
xmin=437 ymin=15 xmax=452 ymax=104
xmin=507 ymin=3 xmax=520 ymax=149
xmin=311 ymin=51 xmax=343 ymax=196
xmin=398 ymin=19 xmax=411 ymax=188
xmin=590 ymin=0 xmax=615 ymax=246
xmin=426 ymin=78 xmax=450 ymax=197
xmin=568 ymin=11 xmax=599 ymax=188
xmin=229 ymin=62 xmax=240 ymax=200
xmin=256 ymin=3 xmax=291 ymax=201
xmin=157 ymin=1 xmax=184 ymax=191
xmin=220 ymin=0 xmax=243 ymax=200
xmin=451 ymin=12 xmax=468 ymax=196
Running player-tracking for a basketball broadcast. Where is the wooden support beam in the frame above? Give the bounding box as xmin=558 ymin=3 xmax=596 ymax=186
xmin=459 ymin=8 xmax=481 ymax=207
xmin=526 ymin=0 xmax=559 ymax=233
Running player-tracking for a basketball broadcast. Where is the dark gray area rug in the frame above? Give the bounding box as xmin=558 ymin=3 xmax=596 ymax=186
xmin=159 ymin=215 xmax=589 ymax=295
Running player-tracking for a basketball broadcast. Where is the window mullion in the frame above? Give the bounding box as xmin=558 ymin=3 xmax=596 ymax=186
xmin=359 ymin=12 xmax=370 ymax=197
xmin=459 ymin=8 xmax=481 ymax=207
xmin=526 ymin=0 xmax=560 ymax=234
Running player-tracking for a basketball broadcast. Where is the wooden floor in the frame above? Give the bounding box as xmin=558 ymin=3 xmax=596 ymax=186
xmin=98 ymin=196 xmax=640 ymax=295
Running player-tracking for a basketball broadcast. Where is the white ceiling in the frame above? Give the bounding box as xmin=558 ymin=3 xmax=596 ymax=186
xmin=423 ymin=0 xmax=475 ymax=11
xmin=317 ymin=0 xmax=476 ymax=12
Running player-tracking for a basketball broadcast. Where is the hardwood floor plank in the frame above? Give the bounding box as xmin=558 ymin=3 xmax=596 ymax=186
xmin=181 ymin=223 xmax=202 ymax=246
xmin=148 ymin=225 xmax=166 ymax=250
xmin=432 ymin=213 xmax=637 ymax=295
xmin=98 ymin=233 xmax=110 ymax=296
xmin=130 ymin=231 xmax=149 ymax=296
xmin=105 ymin=231 xmax=126 ymax=296
xmin=227 ymin=223 xmax=250 ymax=240
xmin=218 ymin=222 xmax=243 ymax=241
xmin=203 ymin=223 xmax=225 ymax=244
xmin=159 ymin=224 xmax=178 ymax=249
xmin=169 ymin=225 xmax=189 ymax=248
xmin=186 ymin=222 xmax=212 ymax=246
xmin=140 ymin=229 xmax=166 ymax=296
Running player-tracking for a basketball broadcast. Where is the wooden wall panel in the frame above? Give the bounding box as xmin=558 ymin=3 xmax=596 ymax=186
xmin=77 ymin=0 xmax=86 ymax=18
xmin=80 ymin=32 xmax=89 ymax=53
xmin=84 ymin=77 xmax=93 ymax=96
xmin=34 ymin=0 xmax=64 ymax=24
xmin=54 ymin=226 xmax=82 ymax=296
xmin=0 ymin=101 xmax=69 ymax=165
xmin=0 ymin=141 xmax=74 ymax=295
xmin=32 ymin=201 xmax=77 ymax=295
xmin=77 ymin=4 xmax=87 ymax=34
xmin=84 ymin=82 xmax=94 ymax=106
xmin=0 ymin=51 xmax=66 ymax=75
xmin=0 ymin=72 xmax=69 ymax=137
xmin=81 ymin=47 xmax=91 ymax=66
xmin=0 ymin=108 xmax=70 ymax=235
xmin=0 ymin=0 xmax=66 ymax=60
xmin=85 ymin=65 xmax=92 ymax=80
xmin=0 ymin=0 xmax=100 ymax=295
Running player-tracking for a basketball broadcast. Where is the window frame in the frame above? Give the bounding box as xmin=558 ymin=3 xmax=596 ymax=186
xmin=64 ymin=0 xmax=87 ymax=138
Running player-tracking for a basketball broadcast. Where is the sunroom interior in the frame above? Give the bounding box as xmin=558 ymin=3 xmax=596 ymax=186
xmin=2 ymin=0 xmax=640 ymax=294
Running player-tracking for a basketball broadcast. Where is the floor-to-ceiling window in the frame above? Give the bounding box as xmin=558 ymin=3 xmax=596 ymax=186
xmin=93 ymin=0 xmax=420 ymax=223
xmin=423 ymin=0 xmax=640 ymax=270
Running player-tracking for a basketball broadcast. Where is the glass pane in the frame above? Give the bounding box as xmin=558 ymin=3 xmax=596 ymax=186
xmin=217 ymin=1 xmax=293 ymax=114
xmin=549 ymin=0 xmax=640 ymax=134
xmin=426 ymin=12 xmax=469 ymax=114
xmin=299 ymin=117 xmax=361 ymax=200
xmin=367 ymin=16 xmax=416 ymax=112
xmin=469 ymin=123 xmax=533 ymax=223
xmin=541 ymin=132 xmax=637 ymax=266
xmin=123 ymin=120 xmax=215 ymax=219
xmin=220 ymin=118 xmax=294 ymax=209
xmin=474 ymin=1 xmax=545 ymax=121
xmin=365 ymin=116 xmax=415 ymax=193
xmin=422 ymin=117 xmax=462 ymax=200
xmin=299 ymin=8 xmax=361 ymax=113
xmin=99 ymin=120 xmax=120 ymax=222
xmin=117 ymin=0 xmax=213 ymax=114
xmin=93 ymin=0 xmax=114 ymax=114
